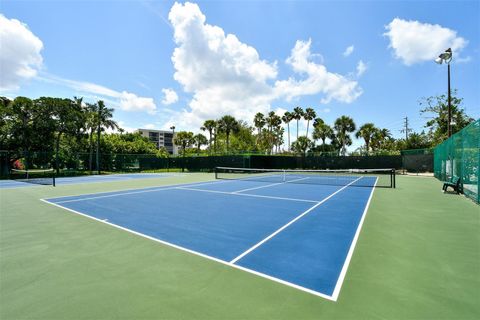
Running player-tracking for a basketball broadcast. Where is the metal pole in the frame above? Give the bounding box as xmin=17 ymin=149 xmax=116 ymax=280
xmin=447 ymin=63 xmax=452 ymax=137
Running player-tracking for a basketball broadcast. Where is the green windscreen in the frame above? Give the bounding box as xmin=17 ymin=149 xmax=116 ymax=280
xmin=434 ymin=119 xmax=479 ymax=204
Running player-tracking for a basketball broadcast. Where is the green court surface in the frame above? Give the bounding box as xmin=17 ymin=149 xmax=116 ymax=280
xmin=0 ymin=174 xmax=478 ymax=319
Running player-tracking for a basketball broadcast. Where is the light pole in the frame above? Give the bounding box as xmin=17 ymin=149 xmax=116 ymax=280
xmin=435 ymin=48 xmax=453 ymax=137
xmin=170 ymin=126 xmax=175 ymax=155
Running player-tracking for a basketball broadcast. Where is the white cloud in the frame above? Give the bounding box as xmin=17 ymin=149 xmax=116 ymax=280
xmin=384 ymin=18 xmax=468 ymax=65
xmin=161 ymin=88 xmax=179 ymax=105
xmin=167 ymin=1 xmax=277 ymax=129
xmin=0 ymin=14 xmax=43 ymax=90
xmin=40 ymin=74 xmax=157 ymax=114
xmin=343 ymin=45 xmax=354 ymax=57
xmin=144 ymin=123 xmax=155 ymax=129
xmin=274 ymin=39 xmax=363 ymax=104
xmin=356 ymin=60 xmax=367 ymax=77
xmin=165 ymin=2 xmax=362 ymax=131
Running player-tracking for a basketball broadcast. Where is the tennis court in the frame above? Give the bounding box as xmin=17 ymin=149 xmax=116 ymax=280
xmin=2 ymin=170 xmax=479 ymax=319
xmin=41 ymin=169 xmax=382 ymax=300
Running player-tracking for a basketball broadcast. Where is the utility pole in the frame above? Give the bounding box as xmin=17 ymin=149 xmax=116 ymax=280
xmin=400 ymin=116 xmax=412 ymax=142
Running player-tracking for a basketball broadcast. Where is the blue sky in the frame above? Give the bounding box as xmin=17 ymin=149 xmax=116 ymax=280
xmin=1 ymin=0 xmax=479 ymax=150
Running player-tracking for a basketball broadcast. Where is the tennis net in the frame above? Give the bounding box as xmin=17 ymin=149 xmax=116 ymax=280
xmin=215 ymin=167 xmax=395 ymax=188
xmin=10 ymin=169 xmax=56 ymax=186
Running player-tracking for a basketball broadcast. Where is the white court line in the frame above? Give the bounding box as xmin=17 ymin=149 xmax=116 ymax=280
xmin=330 ymin=177 xmax=378 ymax=301
xmin=39 ymin=198 xmax=335 ymax=301
xmin=231 ymin=177 xmax=310 ymax=194
xmin=229 ymin=176 xmax=364 ymax=264
xmin=53 ymin=187 xmax=179 ymax=204
xmin=175 ymin=187 xmax=317 ymax=203
xmin=47 ymin=178 xmax=233 ymax=203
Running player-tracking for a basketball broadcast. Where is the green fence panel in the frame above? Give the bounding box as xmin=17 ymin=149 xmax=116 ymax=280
xmin=434 ymin=119 xmax=479 ymax=204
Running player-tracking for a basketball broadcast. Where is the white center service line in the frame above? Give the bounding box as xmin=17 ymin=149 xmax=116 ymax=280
xmin=229 ymin=176 xmax=364 ymax=264
xmin=175 ymin=186 xmax=317 ymax=203
xmin=231 ymin=177 xmax=310 ymax=194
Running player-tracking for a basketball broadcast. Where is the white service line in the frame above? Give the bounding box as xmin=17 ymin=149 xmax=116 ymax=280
xmin=229 ymin=176 xmax=364 ymax=264
xmin=231 ymin=177 xmax=310 ymax=194
xmin=175 ymin=186 xmax=317 ymax=203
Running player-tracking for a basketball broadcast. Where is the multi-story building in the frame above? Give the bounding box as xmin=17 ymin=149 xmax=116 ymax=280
xmin=137 ymin=129 xmax=176 ymax=155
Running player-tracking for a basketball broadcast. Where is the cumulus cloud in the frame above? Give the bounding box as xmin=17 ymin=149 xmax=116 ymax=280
xmin=161 ymin=88 xmax=179 ymax=105
xmin=166 ymin=2 xmax=362 ymax=131
xmin=274 ymin=39 xmax=363 ymax=104
xmin=143 ymin=123 xmax=156 ymax=129
xmin=0 ymin=14 xmax=43 ymax=90
xmin=167 ymin=1 xmax=276 ymax=129
xmin=343 ymin=45 xmax=354 ymax=57
xmin=384 ymin=18 xmax=468 ymax=65
xmin=356 ymin=60 xmax=367 ymax=77
xmin=41 ymin=75 xmax=157 ymax=114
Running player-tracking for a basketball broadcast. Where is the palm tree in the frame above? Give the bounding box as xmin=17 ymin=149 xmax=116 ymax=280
xmin=217 ymin=115 xmax=239 ymax=152
xmin=355 ymin=123 xmax=377 ymax=155
xmin=313 ymin=122 xmax=334 ymax=146
xmin=291 ymin=136 xmax=313 ymax=156
xmin=253 ymin=112 xmax=266 ymax=149
xmin=371 ymin=128 xmax=392 ymax=151
xmin=282 ymin=111 xmax=293 ymax=151
xmin=334 ymin=115 xmax=356 ymax=156
xmin=193 ymin=133 xmax=208 ymax=155
xmin=85 ymin=103 xmax=98 ymax=172
xmin=173 ymin=131 xmax=194 ymax=156
xmin=266 ymin=111 xmax=282 ymax=154
xmin=292 ymin=106 xmax=304 ymax=140
xmin=200 ymin=119 xmax=216 ymax=153
xmin=303 ymin=107 xmax=316 ymax=138
xmin=95 ymin=100 xmax=119 ymax=173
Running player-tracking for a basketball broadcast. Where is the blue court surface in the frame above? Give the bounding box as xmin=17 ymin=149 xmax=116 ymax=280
xmin=0 ymin=173 xmax=182 ymax=189
xmin=43 ymin=176 xmax=376 ymax=301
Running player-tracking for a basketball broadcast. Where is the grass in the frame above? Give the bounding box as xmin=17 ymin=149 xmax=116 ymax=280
xmin=0 ymin=174 xmax=479 ymax=319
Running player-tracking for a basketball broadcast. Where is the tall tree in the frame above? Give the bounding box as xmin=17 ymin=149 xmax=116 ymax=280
xmin=291 ymin=136 xmax=313 ymax=156
xmin=303 ymin=107 xmax=316 ymax=138
xmin=282 ymin=111 xmax=293 ymax=151
xmin=371 ymin=128 xmax=392 ymax=151
xmin=217 ymin=115 xmax=240 ymax=152
xmin=334 ymin=115 xmax=356 ymax=156
xmin=292 ymin=106 xmax=304 ymax=140
xmin=265 ymin=111 xmax=282 ymax=154
xmin=355 ymin=123 xmax=377 ymax=155
xmin=313 ymin=121 xmax=334 ymax=146
xmin=193 ymin=133 xmax=208 ymax=154
xmin=95 ymin=100 xmax=119 ymax=173
xmin=173 ymin=131 xmax=194 ymax=156
xmin=253 ymin=112 xmax=266 ymax=149
xmin=200 ymin=119 xmax=216 ymax=153
xmin=419 ymin=90 xmax=473 ymax=144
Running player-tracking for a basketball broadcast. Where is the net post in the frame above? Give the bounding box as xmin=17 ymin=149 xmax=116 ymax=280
xmin=283 ymin=169 xmax=286 ymax=182
xmin=392 ymin=168 xmax=396 ymax=188
xmin=214 ymin=167 xmax=218 ymax=179
xmin=52 ymin=170 xmax=56 ymax=187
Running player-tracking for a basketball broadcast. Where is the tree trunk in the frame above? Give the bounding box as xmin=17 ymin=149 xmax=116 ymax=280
xmin=226 ymin=132 xmax=230 ymax=153
xmin=55 ymin=131 xmax=62 ymax=174
xmin=88 ymin=128 xmax=94 ymax=172
xmin=287 ymin=123 xmax=290 ymax=151
xmin=96 ymin=122 xmax=100 ymax=175
xmin=296 ymin=120 xmax=299 ymax=141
